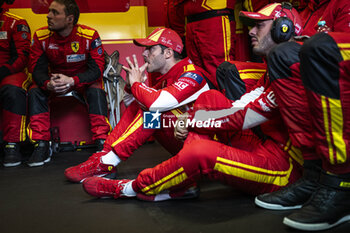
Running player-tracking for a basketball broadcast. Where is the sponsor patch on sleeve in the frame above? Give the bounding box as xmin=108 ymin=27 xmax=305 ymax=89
xmin=98 ymin=47 xmax=103 ymax=55
xmin=21 ymin=33 xmax=28 ymax=40
xmin=17 ymin=24 xmax=30 ymax=33
xmin=179 ymin=72 xmax=203 ymax=84
xmin=91 ymin=37 xmax=102 ymax=49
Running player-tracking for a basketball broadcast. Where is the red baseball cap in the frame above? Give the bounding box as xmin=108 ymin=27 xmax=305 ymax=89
xmin=239 ymin=2 xmax=303 ymax=36
xmin=133 ymin=27 xmax=183 ymax=54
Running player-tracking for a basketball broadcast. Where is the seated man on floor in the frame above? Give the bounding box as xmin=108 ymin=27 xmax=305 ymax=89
xmin=79 ymin=2 xmax=307 ymax=201
xmin=64 ymin=27 xmax=210 ymax=183
xmin=27 ymin=0 xmax=111 ymax=167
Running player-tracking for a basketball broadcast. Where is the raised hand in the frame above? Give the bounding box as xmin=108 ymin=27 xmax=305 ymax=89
xmin=122 ymin=54 xmax=148 ymax=87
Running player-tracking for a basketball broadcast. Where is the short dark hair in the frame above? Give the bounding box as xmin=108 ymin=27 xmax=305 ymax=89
xmin=159 ymin=44 xmax=182 ymax=60
xmin=54 ymin=0 xmax=80 ymax=25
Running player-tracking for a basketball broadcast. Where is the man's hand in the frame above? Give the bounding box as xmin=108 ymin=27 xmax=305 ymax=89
xmin=47 ymin=73 xmax=75 ymax=94
xmin=174 ymin=112 xmax=189 ymax=142
xmin=122 ymin=54 xmax=148 ymax=88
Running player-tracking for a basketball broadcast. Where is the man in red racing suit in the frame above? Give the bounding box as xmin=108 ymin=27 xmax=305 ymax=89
xmin=0 ymin=0 xmax=31 ymax=167
xmin=164 ymin=0 xmax=252 ymax=89
xmin=64 ymin=27 xmax=210 ymax=183
xmin=79 ymin=3 xmax=305 ymax=202
xmin=254 ymin=0 xmax=350 ymax=230
xmin=27 ymin=0 xmax=111 ymax=167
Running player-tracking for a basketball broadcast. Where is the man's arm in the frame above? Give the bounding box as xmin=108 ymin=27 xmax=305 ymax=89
xmin=72 ymin=31 xmax=105 ymax=86
xmin=189 ymin=85 xmax=278 ymax=134
xmin=0 ymin=18 xmax=31 ymax=81
xmin=123 ymin=55 xmax=209 ymax=112
xmin=29 ymin=30 xmax=50 ymax=89
xmin=131 ymin=71 xmax=209 ymax=112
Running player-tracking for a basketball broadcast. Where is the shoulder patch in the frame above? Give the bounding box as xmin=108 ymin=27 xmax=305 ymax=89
xmin=91 ymin=37 xmax=102 ymax=49
xmin=17 ymin=24 xmax=30 ymax=33
xmin=183 ymin=64 xmax=196 ymax=72
xmin=180 ymin=72 xmax=203 ymax=84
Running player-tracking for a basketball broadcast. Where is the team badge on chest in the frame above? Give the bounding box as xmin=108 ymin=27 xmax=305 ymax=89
xmin=71 ymin=41 xmax=80 ymax=53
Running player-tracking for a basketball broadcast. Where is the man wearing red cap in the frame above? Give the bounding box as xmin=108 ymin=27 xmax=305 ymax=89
xmin=64 ymin=27 xmax=210 ymax=183
xmin=78 ymin=2 xmax=307 ymax=202
xmin=0 ymin=0 xmax=31 ymax=167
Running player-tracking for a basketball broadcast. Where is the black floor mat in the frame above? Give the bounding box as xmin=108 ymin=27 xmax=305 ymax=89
xmin=1 ymin=142 xmax=349 ymax=233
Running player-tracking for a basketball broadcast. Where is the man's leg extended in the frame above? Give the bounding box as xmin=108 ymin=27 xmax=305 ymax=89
xmin=82 ymin=132 xmax=302 ymax=200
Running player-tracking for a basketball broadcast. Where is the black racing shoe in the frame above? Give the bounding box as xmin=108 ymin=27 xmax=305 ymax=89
xmin=255 ymin=177 xmax=318 ymax=210
xmin=27 ymin=141 xmax=52 ymax=167
xmin=283 ymin=186 xmax=350 ymax=231
xmin=255 ymin=161 xmax=321 ymax=210
xmin=95 ymin=139 xmax=105 ymax=152
xmin=3 ymin=143 xmax=22 ymax=167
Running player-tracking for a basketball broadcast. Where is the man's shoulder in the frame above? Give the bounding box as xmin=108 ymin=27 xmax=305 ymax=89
xmin=3 ymin=11 xmax=30 ymax=26
xmin=179 ymin=57 xmax=208 ymax=77
xmin=3 ymin=11 xmax=25 ymax=21
xmin=34 ymin=26 xmax=51 ymax=40
xmin=76 ymin=24 xmax=99 ymax=39
xmin=179 ymin=58 xmax=200 ymax=71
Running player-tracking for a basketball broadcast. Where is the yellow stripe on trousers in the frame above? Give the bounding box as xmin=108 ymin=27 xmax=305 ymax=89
xmin=321 ymin=96 xmax=347 ymax=164
xmin=284 ymin=139 xmax=304 ymax=166
xmin=20 ymin=115 xmax=26 ymax=141
xmin=214 ymin=157 xmax=294 ymax=187
xmin=141 ymin=167 xmax=188 ymax=195
xmin=111 ymin=114 xmax=143 ymax=147
xmin=26 ymin=122 xmax=35 ymax=143
xmin=221 ymin=15 xmax=231 ymax=61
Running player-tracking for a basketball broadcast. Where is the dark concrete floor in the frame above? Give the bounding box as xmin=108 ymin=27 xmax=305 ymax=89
xmin=1 ymin=142 xmax=350 ymax=233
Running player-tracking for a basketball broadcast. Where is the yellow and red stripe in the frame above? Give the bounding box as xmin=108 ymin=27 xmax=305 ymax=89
xmin=214 ymin=156 xmax=294 ymax=187
xmin=221 ymin=15 xmax=231 ymax=61
xmin=141 ymin=167 xmax=188 ymax=195
xmin=111 ymin=113 xmax=143 ymax=147
xmin=321 ymin=96 xmax=347 ymax=164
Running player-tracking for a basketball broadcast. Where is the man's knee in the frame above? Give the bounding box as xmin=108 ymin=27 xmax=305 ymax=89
xmin=194 ymin=89 xmax=230 ymax=111
xmin=86 ymin=87 xmax=108 ymax=116
xmin=268 ymin=41 xmax=301 ymax=82
xmin=178 ymin=140 xmax=214 ymax=170
xmin=0 ymin=85 xmax=26 ymax=114
xmin=216 ymin=61 xmax=246 ymax=100
xmin=300 ymin=33 xmax=342 ymax=99
xmin=28 ymin=87 xmax=48 ymax=116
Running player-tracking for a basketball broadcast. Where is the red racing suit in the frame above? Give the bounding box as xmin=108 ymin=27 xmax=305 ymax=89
xmin=266 ymin=0 xmax=350 ymax=161
xmin=28 ymin=24 xmax=111 ymax=142
xmin=0 ymin=9 xmax=31 ymax=143
xmin=298 ymin=0 xmax=330 ymax=36
xmin=319 ymin=0 xmax=350 ymax=33
xmin=132 ymin=73 xmax=303 ymax=197
xmin=103 ymin=57 xmax=210 ymax=160
xmin=165 ymin=0 xmax=250 ymax=89
xmin=300 ymin=32 xmax=350 ymax=174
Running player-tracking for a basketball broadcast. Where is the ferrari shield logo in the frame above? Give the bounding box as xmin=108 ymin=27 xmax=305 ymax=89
xmin=71 ymin=41 xmax=79 ymax=53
